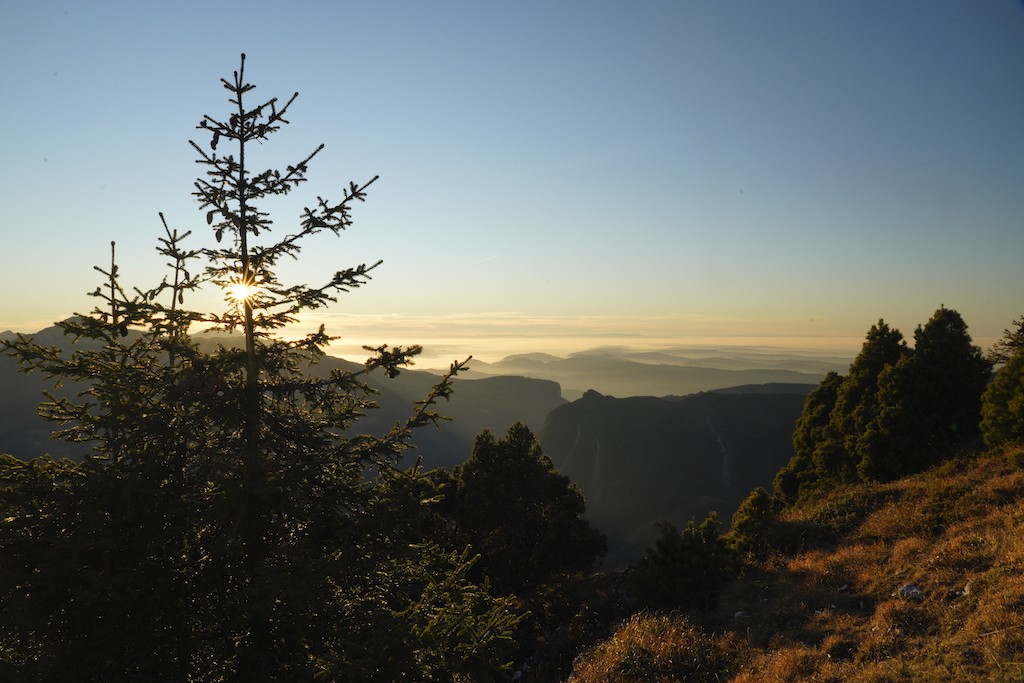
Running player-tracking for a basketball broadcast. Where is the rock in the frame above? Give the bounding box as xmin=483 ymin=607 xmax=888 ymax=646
xmin=897 ymin=583 xmax=923 ymax=600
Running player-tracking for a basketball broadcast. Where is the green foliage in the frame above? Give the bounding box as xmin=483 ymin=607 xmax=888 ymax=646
xmin=778 ymin=309 xmax=992 ymax=505
xmin=831 ymin=320 xmax=908 ymax=480
xmin=632 ymin=512 xmax=737 ymax=611
xmin=858 ymin=307 xmax=991 ymax=481
xmin=981 ymin=346 xmax=1024 ymax=449
xmin=0 ymin=56 xmax=518 ymax=681
xmin=400 ymin=546 xmax=522 ymax=680
xmin=729 ymin=486 xmax=775 ymax=556
xmin=777 ymin=322 xmax=909 ymax=506
xmin=448 ymin=422 xmax=606 ymax=595
xmin=775 ymin=371 xmax=844 ymax=506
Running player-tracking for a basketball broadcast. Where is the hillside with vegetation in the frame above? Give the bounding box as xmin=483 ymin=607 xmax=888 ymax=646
xmin=555 ymin=313 xmax=1024 ymax=683
xmin=567 ymin=445 xmax=1024 ymax=682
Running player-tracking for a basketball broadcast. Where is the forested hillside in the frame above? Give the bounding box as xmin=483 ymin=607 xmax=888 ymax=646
xmin=559 ymin=312 xmax=1024 ymax=683
xmin=568 ymin=446 xmax=1024 ymax=682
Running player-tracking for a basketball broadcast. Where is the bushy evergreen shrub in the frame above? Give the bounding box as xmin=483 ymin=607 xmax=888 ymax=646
xmin=631 ymin=512 xmax=737 ymax=611
xmin=729 ymin=486 xmax=776 ymax=556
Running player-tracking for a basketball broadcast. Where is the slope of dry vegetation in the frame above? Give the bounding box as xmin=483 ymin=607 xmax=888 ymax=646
xmin=569 ymin=446 xmax=1024 ymax=682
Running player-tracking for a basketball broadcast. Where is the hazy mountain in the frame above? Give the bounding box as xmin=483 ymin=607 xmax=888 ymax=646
xmin=0 ymin=347 xmax=89 ymax=461
xmin=463 ymin=346 xmax=848 ymax=399
xmin=540 ymin=386 xmax=809 ymax=567
xmin=0 ymin=324 xmax=564 ymax=469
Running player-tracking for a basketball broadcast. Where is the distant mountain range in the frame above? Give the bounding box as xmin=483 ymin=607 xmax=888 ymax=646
xmin=462 ymin=345 xmax=847 ymax=399
xmin=0 ymin=325 xmax=564 ymax=469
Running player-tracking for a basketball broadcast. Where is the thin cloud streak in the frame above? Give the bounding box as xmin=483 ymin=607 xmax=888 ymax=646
xmin=461 ymin=254 xmax=500 ymax=268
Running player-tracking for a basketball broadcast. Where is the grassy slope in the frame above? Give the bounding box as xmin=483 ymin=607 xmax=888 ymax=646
xmin=569 ymin=446 xmax=1024 ymax=682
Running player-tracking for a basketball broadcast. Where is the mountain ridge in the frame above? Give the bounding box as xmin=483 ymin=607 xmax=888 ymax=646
xmin=462 ymin=347 xmax=846 ymax=400
xmin=0 ymin=324 xmax=565 ymax=469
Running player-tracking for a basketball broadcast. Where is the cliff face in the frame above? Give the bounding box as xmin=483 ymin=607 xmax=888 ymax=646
xmin=540 ymin=388 xmax=807 ymax=566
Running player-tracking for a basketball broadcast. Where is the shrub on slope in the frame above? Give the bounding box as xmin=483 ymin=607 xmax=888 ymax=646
xmin=568 ymin=446 xmax=1024 ymax=682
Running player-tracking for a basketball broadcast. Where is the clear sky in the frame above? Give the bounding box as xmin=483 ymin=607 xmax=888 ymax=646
xmin=2 ymin=1 xmax=1023 ymax=366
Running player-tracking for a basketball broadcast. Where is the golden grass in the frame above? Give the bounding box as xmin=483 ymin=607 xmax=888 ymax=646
xmin=567 ymin=612 xmax=744 ymax=683
xmin=567 ymin=446 xmax=1024 ymax=682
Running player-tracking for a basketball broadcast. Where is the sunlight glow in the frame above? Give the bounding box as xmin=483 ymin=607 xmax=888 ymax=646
xmin=226 ymin=282 xmax=255 ymax=303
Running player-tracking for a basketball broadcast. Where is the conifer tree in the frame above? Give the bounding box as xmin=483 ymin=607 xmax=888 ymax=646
xmin=831 ymin=320 xmax=907 ymax=479
xmin=728 ymin=486 xmax=775 ymax=557
xmin=987 ymin=315 xmax=1024 ymax=365
xmin=448 ymin=422 xmax=606 ymax=595
xmin=631 ymin=512 xmax=736 ymax=611
xmin=858 ymin=307 xmax=991 ymax=480
xmin=980 ymin=345 xmax=1024 ymax=449
xmin=0 ymin=55 xmax=519 ymax=682
xmin=774 ymin=370 xmax=843 ymax=506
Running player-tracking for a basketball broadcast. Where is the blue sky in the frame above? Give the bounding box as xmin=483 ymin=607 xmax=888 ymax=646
xmin=2 ymin=1 xmax=1022 ymax=365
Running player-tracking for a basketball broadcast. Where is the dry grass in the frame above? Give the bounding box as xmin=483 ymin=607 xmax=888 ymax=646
xmin=567 ymin=612 xmax=744 ymax=683
xmin=567 ymin=446 xmax=1024 ymax=682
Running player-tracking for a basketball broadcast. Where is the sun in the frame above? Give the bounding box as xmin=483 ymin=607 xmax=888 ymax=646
xmin=226 ymin=282 xmax=255 ymax=302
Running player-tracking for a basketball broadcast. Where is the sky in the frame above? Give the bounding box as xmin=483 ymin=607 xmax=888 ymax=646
xmin=2 ymin=1 xmax=1023 ymax=367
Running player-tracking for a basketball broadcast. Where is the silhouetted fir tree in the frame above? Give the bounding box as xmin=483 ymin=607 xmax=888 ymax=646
xmin=858 ymin=307 xmax=991 ymax=481
xmin=0 ymin=55 xmax=520 ymax=682
xmin=980 ymin=345 xmax=1024 ymax=448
